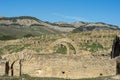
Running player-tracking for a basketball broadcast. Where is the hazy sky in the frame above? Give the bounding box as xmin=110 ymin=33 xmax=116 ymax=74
xmin=0 ymin=0 xmax=120 ymax=26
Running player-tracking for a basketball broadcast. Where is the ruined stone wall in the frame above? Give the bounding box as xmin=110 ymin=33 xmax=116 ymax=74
xmin=0 ymin=31 xmax=120 ymax=78
xmin=21 ymin=54 xmax=116 ymax=79
xmin=0 ymin=49 xmax=117 ymax=79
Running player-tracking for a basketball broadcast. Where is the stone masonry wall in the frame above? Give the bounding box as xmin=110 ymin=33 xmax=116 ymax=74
xmin=21 ymin=54 xmax=116 ymax=79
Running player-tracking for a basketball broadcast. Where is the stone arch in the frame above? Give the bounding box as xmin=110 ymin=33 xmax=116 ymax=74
xmin=1 ymin=52 xmax=33 ymax=76
xmin=49 ymin=38 xmax=79 ymax=55
xmin=10 ymin=59 xmax=20 ymax=76
xmin=1 ymin=53 xmax=22 ymax=76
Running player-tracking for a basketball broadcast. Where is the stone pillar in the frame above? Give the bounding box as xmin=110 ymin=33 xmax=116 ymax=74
xmin=0 ymin=61 xmax=6 ymax=76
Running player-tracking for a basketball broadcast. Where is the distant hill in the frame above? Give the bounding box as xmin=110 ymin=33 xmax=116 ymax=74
xmin=71 ymin=22 xmax=120 ymax=33
xmin=53 ymin=22 xmax=120 ymax=33
xmin=0 ymin=16 xmax=119 ymax=40
xmin=0 ymin=16 xmax=74 ymax=40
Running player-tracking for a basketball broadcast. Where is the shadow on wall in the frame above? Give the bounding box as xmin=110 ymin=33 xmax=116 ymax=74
xmin=111 ymin=36 xmax=120 ymax=58
xmin=111 ymin=36 xmax=120 ymax=75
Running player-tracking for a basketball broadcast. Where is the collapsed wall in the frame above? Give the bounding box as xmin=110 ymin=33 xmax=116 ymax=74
xmin=21 ymin=54 xmax=116 ymax=79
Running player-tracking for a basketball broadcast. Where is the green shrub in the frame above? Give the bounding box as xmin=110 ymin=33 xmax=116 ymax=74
xmin=21 ymin=74 xmax=31 ymax=78
xmin=79 ymin=42 xmax=103 ymax=53
xmin=72 ymin=29 xmax=80 ymax=33
xmin=0 ymin=35 xmax=16 ymax=40
xmin=0 ymin=48 xmax=4 ymax=55
xmin=3 ymin=44 xmax=30 ymax=53
xmin=88 ymin=43 xmax=103 ymax=53
xmin=24 ymin=34 xmax=34 ymax=38
xmin=69 ymin=44 xmax=75 ymax=50
xmin=55 ymin=45 xmax=67 ymax=54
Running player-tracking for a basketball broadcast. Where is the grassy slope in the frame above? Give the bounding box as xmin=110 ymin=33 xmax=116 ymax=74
xmin=0 ymin=25 xmax=57 ymax=40
xmin=0 ymin=30 xmax=118 ymax=55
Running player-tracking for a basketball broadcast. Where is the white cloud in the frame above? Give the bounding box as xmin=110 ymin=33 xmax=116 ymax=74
xmin=52 ymin=13 xmax=86 ymax=21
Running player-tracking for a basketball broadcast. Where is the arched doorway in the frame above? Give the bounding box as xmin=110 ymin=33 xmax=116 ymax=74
xmin=3 ymin=52 xmax=33 ymax=76
xmin=50 ymin=38 xmax=78 ymax=55
xmin=10 ymin=60 xmax=21 ymax=76
xmin=3 ymin=53 xmax=24 ymax=76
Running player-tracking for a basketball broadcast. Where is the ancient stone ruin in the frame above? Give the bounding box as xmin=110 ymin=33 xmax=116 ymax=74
xmin=111 ymin=36 xmax=120 ymax=75
xmin=0 ymin=36 xmax=120 ymax=79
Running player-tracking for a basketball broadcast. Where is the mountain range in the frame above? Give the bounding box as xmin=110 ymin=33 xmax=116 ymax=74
xmin=0 ymin=16 xmax=119 ymax=40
